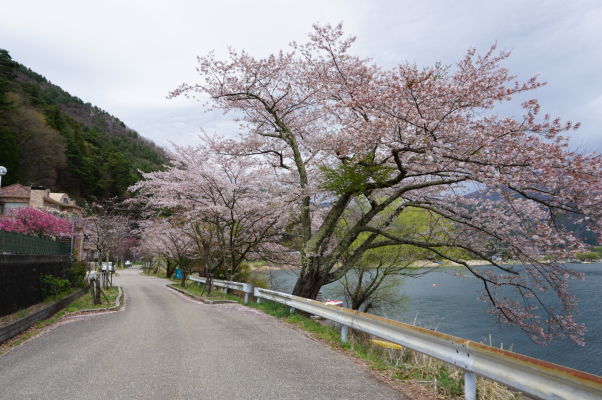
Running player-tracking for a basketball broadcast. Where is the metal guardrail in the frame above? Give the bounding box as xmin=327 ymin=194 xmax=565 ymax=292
xmin=0 ymin=230 xmax=70 ymax=255
xmin=253 ymin=287 xmax=602 ymax=400
xmin=178 ymin=275 xmax=602 ymax=398
xmin=189 ymin=276 xmax=254 ymax=303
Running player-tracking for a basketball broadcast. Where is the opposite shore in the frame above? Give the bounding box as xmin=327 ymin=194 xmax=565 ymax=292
xmin=250 ymin=259 xmax=598 ymax=272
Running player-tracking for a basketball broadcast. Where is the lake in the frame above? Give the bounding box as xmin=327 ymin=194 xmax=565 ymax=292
xmin=263 ymin=263 xmax=602 ymax=376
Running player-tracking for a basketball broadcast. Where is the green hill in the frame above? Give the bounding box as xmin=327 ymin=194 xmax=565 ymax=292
xmin=0 ymin=49 xmax=166 ymax=201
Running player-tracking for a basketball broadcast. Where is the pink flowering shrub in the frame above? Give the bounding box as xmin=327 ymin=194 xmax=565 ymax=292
xmin=0 ymin=207 xmax=72 ymax=238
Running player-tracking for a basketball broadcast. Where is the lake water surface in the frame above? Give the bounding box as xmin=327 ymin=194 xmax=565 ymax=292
xmin=264 ymin=263 xmax=602 ymax=376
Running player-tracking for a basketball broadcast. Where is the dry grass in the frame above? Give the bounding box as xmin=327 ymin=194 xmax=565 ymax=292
xmin=0 ymin=303 xmax=47 ymax=329
xmin=0 ymin=288 xmax=81 ymax=328
xmin=251 ymin=300 xmax=525 ymax=400
xmin=362 ymin=333 xmax=526 ymax=400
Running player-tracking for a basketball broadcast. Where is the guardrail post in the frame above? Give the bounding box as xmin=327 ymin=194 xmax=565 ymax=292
xmin=341 ymin=325 xmax=349 ymax=343
xmin=289 ymin=307 xmax=295 ymax=313
xmin=464 ymin=371 xmax=476 ymax=400
xmin=242 ymin=283 xmax=253 ymax=304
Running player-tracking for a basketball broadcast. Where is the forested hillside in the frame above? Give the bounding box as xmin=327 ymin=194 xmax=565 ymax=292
xmin=0 ymin=49 xmax=165 ymax=201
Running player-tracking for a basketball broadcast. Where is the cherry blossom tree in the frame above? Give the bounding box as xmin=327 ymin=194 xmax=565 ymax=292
xmin=335 ymin=206 xmax=459 ymax=312
xmin=84 ymin=214 xmax=130 ymax=261
xmin=139 ymin=218 xmax=195 ymax=286
xmin=83 ymin=201 xmax=132 ymax=262
xmin=0 ymin=207 xmax=72 ymax=238
xmin=169 ymin=24 xmax=602 ymax=344
xmin=131 ymin=144 xmax=289 ymax=283
xmin=112 ymin=236 xmax=139 ymax=267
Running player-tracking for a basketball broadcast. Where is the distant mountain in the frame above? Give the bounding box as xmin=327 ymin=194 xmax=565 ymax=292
xmin=0 ymin=49 xmax=166 ymax=201
xmin=465 ymin=188 xmax=598 ymax=246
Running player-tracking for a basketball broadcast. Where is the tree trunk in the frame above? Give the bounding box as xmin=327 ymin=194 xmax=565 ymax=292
xmin=94 ymin=278 xmax=101 ymax=304
xmin=166 ymin=259 xmax=176 ymax=279
xmin=180 ymin=269 xmax=187 ymax=288
xmin=292 ymin=262 xmax=325 ymax=299
xmin=207 ymin=273 xmax=213 ymax=295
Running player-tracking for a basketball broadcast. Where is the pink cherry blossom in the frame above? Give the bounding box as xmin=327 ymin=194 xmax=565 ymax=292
xmin=167 ymin=24 xmax=601 ymax=344
xmin=131 ymin=143 xmax=291 ymax=280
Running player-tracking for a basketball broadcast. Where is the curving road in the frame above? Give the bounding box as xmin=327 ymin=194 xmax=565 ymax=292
xmin=0 ymin=269 xmax=403 ymax=399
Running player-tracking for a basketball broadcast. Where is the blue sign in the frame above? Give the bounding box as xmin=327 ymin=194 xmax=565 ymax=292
xmin=175 ymin=268 xmax=183 ymax=279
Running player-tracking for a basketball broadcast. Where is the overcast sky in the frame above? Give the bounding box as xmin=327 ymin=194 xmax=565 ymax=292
xmin=1 ymin=0 xmax=601 ymax=151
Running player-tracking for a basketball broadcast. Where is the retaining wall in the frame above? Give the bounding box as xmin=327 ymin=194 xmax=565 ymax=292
xmin=0 ymin=287 xmax=86 ymax=343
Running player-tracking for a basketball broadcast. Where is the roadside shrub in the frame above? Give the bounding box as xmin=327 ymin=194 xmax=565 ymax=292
xmin=231 ymin=262 xmax=269 ymax=288
xmin=231 ymin=262 xmax=251 ymax=281
xmin=165 ymin=259 xmax=176 ymax=279
xmin=247 ymin=273 xmax=269 ymax=289
xmin=67 ymin=262 xmax=87 ymax=287
xmin=576 ymin=251 xmax=599 ymax=262
xmin=40 ymin=274 xmax=70 ymax=300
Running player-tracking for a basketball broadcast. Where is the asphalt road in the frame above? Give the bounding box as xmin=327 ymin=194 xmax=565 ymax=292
xmin=0 ymin=269 xmax=403 ymax=399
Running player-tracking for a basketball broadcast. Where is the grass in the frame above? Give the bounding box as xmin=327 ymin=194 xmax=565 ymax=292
xmin=63 ymin=286 xmax=120 ymax=312
xmin=170 ymin=281 xmax=241 ymax=302
xmin=0 ymin=286 xmax=122 ymax=356
xmin=142 ymin=267 xmax=243 ymax=302
xmin=250 ymin=301 xmax=349 ymax=347
xmin=142 ymin=266 xmax=167 ymax=278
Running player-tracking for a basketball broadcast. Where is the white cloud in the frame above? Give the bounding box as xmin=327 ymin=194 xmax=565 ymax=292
xmin=1 ymin=0 xmax=600 ymax=150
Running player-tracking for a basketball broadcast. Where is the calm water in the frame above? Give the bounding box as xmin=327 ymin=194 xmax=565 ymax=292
xmin=264 ymin=263 xmax=602 ymax=376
